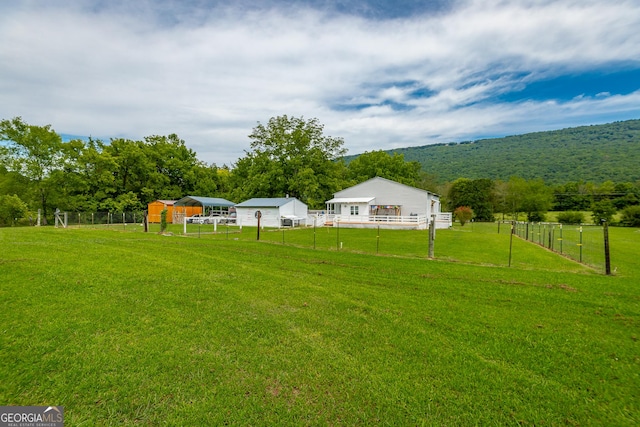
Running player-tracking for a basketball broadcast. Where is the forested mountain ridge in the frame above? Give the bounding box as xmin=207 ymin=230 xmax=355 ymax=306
xmin=376 ymin=119 xmax=640 ymax=184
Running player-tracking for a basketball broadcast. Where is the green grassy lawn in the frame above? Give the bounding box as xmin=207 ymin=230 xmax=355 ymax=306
xmin=544 ymin=211 xmax=625 ymax=224
xmin=1 ymin=225 xmax=638 ymax=425
xmin=181 ymin=221 xmax=611 ymax=274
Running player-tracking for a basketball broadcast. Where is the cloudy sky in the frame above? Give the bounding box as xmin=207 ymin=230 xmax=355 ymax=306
xmin=1 ymin=0 xmax=639 ymax=166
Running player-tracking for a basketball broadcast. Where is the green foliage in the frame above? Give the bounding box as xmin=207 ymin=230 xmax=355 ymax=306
xmin=453 ymin=206 xmax=474 ymax=226
xmin=591 ymin=200 xmax=617 ymax=224
xmin=142 ymin=134 xmax=209 ymax=198
xmin=527 ymin=211 xmax=546 ymax=222
xmin=384 ymin=119 xmax=640 ymax=184
xmin=345 ymin=150 xmax=421 ymax=186
xmin=447 ymin=178 xmax=494 ymax=221
xmin=3 ymin=115 xmax=638 ymax=222
xmin=556 ymin=211 xmax=584 ymax=224
xmin=160 ymin=208 xmax=168 ymax=232
xmin=552 ymin=181 xmax=594 ymax=211
xmin=619 ymin=205 xmax=640 ymax=227
xmin=190 ymin=164 xmax=230 ymax=197
xmin=229 ymin=115 xmax=347 ymax=208
xmin=0 ymin=194 xmax=29 ymax=225
xmin=503 ymin=177 xmax=553 ymax=221
xmin=552 ymin=180 xmax=640 ymax=212
xmin=0 ymin=163 xmax=29 ymax=202
xmin=0 ymin=116 xmax=63 ymax=221
xmin=612 ymin=182 xmax=640 ymax=209
xmin=0 ymin=117 xmax=62 ymax=181
xmin=0 ymin=117 xmax=228 ymax=215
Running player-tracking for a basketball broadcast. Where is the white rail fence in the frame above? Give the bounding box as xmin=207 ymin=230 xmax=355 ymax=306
xmin=320 ymin=213 xmax=452 ymax=229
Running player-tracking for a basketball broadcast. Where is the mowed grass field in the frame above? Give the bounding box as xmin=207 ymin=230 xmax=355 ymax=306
xmin=0 ymin=224 xmax=638 ymax=425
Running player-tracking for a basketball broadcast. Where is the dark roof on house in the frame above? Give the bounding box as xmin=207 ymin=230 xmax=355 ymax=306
xmin=174 ymin=196 xmax=236 ymax=207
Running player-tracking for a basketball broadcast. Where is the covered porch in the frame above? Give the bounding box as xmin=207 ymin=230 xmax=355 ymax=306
xmin=324 ymin=196 xmax=451 ymax=229
xmin=320 ymin=213 xmax=452 ymax=230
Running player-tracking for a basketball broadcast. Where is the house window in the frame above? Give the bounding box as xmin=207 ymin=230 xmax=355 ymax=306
xmin=350 ymin=205 xmax=359 ymax=215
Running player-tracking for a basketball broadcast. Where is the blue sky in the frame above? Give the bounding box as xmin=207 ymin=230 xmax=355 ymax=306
xmin=1 ymin=0 xmax=639 ymax=165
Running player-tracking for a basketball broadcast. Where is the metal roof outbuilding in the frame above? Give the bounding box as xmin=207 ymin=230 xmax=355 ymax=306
xmin=174 ymin=196 xmax=236 ymax=208
xmin=235 ymin=197 xmax=296 ymax=208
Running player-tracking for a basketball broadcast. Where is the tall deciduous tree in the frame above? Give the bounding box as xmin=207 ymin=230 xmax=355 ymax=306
xmin=105 ymin=138 xmax=153 ymax=197
xmin=346 ymin=150 xmax=421 ymax=187
xmin=446 ymin=178 xmax=495 ymax=221
xmin=230 ymin=115 xmax=347 ymax=208
xmin=506 ymin=177 xmax=553 ymax=221
xmin=0 ymin=117 xmax=63 ymax=222
xmin=144 ymin=134 xmax=203 ymax=199
xmin=552 ymin=181 xmax=593 ymax=211
xmin=0 ymin=162 xmax=29 ymax=201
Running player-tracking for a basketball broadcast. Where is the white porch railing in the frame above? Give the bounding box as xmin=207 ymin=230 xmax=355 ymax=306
xmin=331 ymin=214 xmax=428 ymax=224
xmin=324 ymin=213 xmax=452 ymax=229
xmin=435 ymin=213 xmax=453 ymax=228
xmin=308 ymin=214 xmax=327 ymax=227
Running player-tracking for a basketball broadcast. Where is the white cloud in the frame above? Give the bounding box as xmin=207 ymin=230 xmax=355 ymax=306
xmin=0 ymin=0 xmax=639 ymax=165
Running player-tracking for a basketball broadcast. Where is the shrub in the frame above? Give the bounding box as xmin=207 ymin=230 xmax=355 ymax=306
xmin=527 ymin=211 xmax=546 ymax=222
xmin=556 ymin=211 xmax=584 ymax=225
xmin=620 ymin=205 xmax=640 ymax=227
xmin=160 ymin=209 xmax=168 ymax=233
xmin=591 ymin=200 xmax=617 ymax=224
xmin=454 ymin=206 xmax=474 ymax=226
xmin=0 ymin=194 xmax=29 ymax=226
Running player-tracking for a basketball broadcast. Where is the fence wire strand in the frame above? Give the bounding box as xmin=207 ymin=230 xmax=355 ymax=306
xmin=500 ymin=221 xmax=605 ymax=271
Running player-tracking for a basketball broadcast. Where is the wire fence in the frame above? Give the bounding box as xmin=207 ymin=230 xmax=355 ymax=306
xmin=60 ymin=211 xmax=142 ymax=227
xmin=52 ymin=211 xmax=609 ymax=273
xmin=55 ymin=211 xmax=433 ymax=254
xmin=57 ymin=211 xmax=247 ymax=234
xmin=497 ymin=221 xmax=606 ymax=270
xmin=57 ymin=211 xmax=166 ymax=232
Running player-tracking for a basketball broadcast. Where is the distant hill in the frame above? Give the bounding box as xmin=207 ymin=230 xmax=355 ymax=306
xmin=356 ymin=119 xmax=640 ymax=184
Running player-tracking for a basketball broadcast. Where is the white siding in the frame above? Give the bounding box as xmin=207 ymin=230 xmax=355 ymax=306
xmin=236 ymin=199 xmax=308 ymax=227
xmin=236 ymin=207 xmax=281 ymax=227
xmin=335 ymin=203 xmax=370 ymax=217
xmin=279 ymin=199 xmax=308 ymax=218
xmin=333 ymin=177 xmax=437 ymax=217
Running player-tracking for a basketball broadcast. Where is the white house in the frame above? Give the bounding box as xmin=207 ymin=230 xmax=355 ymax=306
xmin=235 ymin=197 xmax=308 ymax=228
xmin=325 ymin=177 xmax=452 ymax=229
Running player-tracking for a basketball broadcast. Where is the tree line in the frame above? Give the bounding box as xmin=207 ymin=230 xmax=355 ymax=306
xmin=446 ymin=177 xmax=640 ymax=226
xmin=1 ymin=115 xmax=639 ymax=226
xmin=0 ymin=116 xmax=424 ymax=225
